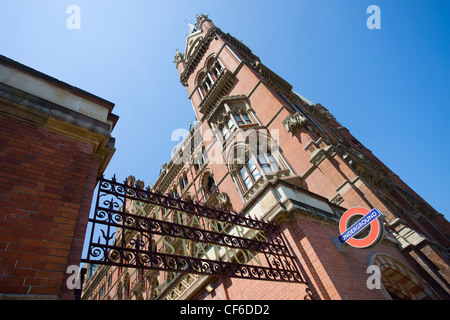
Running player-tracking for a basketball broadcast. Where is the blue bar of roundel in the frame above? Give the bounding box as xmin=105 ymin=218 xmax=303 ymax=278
xmin=338 ymin=208 xmax=381 ymax=243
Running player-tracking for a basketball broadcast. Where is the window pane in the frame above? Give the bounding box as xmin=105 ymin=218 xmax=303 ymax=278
xmin=257 ymin=154 xmax=268 ymax=165
xmin=234 ymin=114 xmax=244 ymax=125
xmin=240 ymin=166 xmax=249 ymax=179
xmin=239 ymin=166 xmax=252 ymax=189
xmin=222 ymin=126 xmax=229 ymax=139
xmin=267 ymin=152 xmax=280 ymax=171
xmin=227 ymin=118 xmax=235 ymax=131
xmin=258 ymin=152 xmax=280 ymax=173
xmin=242 ymin=113 xmax=251 ymax=123
xmin=257 ymin=153 xmax=270 ymax=173
xmin=248 ymin=158 xmax=261 ymax=180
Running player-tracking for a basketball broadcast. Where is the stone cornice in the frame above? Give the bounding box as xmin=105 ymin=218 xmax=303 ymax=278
xmin=254 ymin=63 xmax=292 ymax=96
xmin=0 ymin=83 xmax=116 ymax=178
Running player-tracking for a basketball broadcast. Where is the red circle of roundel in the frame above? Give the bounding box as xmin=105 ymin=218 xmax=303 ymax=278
xmin=339 ymin=207 xmax=383 ymax=249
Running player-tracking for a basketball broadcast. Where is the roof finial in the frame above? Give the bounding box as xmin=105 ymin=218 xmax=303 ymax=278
xmin=196 ymin=13 xmax=209 ymax=26
xmin=173 ymin=49 xmax=184 ymax=64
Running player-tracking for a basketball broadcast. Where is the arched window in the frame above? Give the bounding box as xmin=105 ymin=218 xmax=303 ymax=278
xmin=179 ymin=172 xmax=189 ymax=190
xmin=117 ymin=281 xmax=123 ymax=300
xmin=369 ymin=253 xmax=438 ymax=300
xmin=200 ymin=172 xmax=218 ymax=202
xmin=171 ymin=187 xmax=179 ymax=199
xmin=193 ymin=147 xmax=208 ymax=171
xmin=213 ymin=60 xmax=223 ymax=78
xmin=182 ymin=173 xmax=189 ymax=188
xmin=124 ymin=274 xmax=130 ymax=298
xmin=196 ymin=56 xmax=226 ymax=100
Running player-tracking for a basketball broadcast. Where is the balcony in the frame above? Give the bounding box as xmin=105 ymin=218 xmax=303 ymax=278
xmin=199 ymin=185 xmax=219 ymax=204
xmin=199 ymin=185 xmax=230 ymax=210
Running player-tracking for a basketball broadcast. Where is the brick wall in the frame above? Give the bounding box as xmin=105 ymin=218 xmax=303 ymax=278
xmin=0 ymin=114 xmax=99 ymax=298
xmin=196 ymin=214 xmax=419 ymax=300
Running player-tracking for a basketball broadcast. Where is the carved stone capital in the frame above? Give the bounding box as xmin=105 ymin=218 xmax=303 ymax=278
xmin=282 ymin=112 xmax=310 ymax=135
xmin=216 ymin=192 xmax=230 ymax=209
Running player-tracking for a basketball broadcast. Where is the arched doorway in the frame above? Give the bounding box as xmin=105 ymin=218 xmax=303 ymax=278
xmin=369 ymin=253 xmax=438 ymax=300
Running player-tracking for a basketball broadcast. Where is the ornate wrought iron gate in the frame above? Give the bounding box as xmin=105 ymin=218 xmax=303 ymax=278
xmin=81 ymin=175 xmax=305 ymax=283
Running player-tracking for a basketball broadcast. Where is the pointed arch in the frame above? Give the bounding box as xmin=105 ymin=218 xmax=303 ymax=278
xmin=369 ymin=253 xmax=439 ymax=300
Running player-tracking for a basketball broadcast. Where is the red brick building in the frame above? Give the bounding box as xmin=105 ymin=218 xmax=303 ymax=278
xmin=81 ymin=15 xmax=449 ymax=300
xmin=0 ymin=55 xmax=118 ymax=299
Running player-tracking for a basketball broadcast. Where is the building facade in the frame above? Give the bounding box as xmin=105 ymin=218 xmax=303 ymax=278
xmin=0 ymin=55 xmax=118 ymax=299
xmin=81 ymin=15 xmax=449 ymax=300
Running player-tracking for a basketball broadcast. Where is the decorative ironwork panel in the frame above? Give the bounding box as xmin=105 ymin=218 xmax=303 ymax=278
xmin=81 ymin=175 xmax=304 ymax=283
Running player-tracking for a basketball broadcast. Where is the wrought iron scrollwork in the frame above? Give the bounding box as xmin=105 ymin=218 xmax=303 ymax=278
xmin=81 ymin=175 xmax=305 ymax=283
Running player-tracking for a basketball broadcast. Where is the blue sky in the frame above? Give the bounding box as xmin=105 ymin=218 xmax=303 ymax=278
xmin=1 ymin=0 xmax=449 ymax=220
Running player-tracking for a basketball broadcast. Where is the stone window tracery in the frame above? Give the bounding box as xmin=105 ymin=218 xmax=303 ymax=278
xmin=196 ymin=55 xmax=225 ymax=99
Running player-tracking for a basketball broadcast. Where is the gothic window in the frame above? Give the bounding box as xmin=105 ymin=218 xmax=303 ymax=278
xmin=203 ymin=76 xmax=213 ymax=92
xmin=196 ymin=56 xmax=226 ymax=99
xmin=237 ymin=151 xmax=280 ymax=190
xmin=213 ymin=61 xmax=223 ymax=78
xmin=124 ymin=275 xmax=130 ymax=298
xmin=201 ymin=173 xmax=218 ymax=201
xmin=99 ymin=285 xmax=105 ymax=300
xmin=171 ymin=187 xmax=179 ymax=199
xmin=117 ymin=282 xmax=123 ymax=300
xmin=179 ymin=172 xmax=189 ymax=190
xmin=193 ymin=147 xmax=208 ymax=171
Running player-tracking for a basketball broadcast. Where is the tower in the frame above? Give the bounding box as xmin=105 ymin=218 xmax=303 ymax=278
xmin=171 ymin=14 xmax=449 ymax=299
xmin=81 ymin=14 xmax=449 ymax=300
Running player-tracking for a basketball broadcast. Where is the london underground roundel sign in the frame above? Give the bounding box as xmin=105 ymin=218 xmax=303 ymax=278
xmin=338 ymin=207 xmax=385 ymax=249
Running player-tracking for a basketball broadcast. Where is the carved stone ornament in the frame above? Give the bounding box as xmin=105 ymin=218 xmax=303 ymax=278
xmin=282 ymin=112 xmax=310 ymax=135
xmin=196 ymin=14 xmax=209 ymax=25
xmin=173 ymin=49 xmax=184 ymax=64
xmin=330 ymin=193 xmax=344 ymax=205
xmin=216 ymin=192 xmax=230 ymax=209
